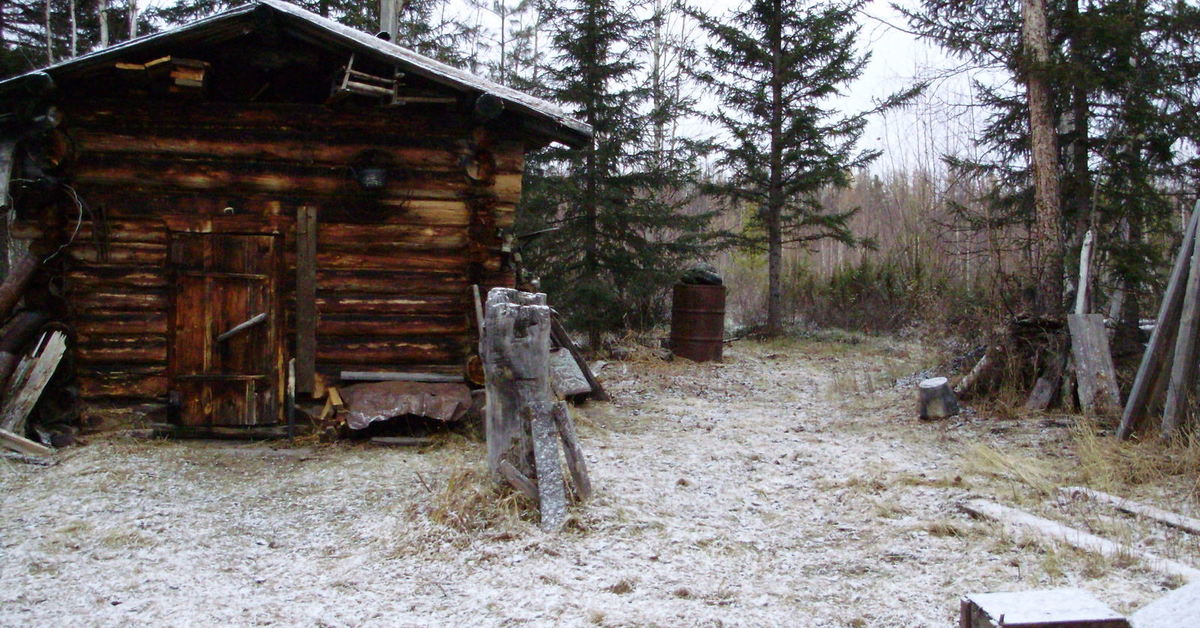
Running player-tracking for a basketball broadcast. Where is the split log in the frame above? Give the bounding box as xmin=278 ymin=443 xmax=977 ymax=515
xmin=0 ymin=311 xmax=47 ymax=389
xmin=530 ymin=402 xmax=568 ymax=532
xmin=918 ymin=377 xmax=959 ymax=420
xmin=955 ymin=346 xmax=998 ymax=397
xmin=0 ymin=331 xmax=67 ymax=436
xmin=1119 ymin=203 xmax=1200 ymax=439
xmin=1067 ymin=314 xmax=1121 ymax=416
xmin=961 ymin=499 xmax=1200 ymax=582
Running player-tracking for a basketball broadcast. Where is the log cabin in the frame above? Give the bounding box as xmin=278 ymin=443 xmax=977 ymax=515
xmin=0 ymin=0 xmax=591 ymax=436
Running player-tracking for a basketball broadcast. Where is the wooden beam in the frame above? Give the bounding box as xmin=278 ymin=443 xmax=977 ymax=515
xmin=1163 ymin=213 xmax=1200 ymax=436
xmin=295 ymin=205 xmax=317 ymax=394
xmin=339 ymin=371 xmax=464 ymax=383
xmin=962 ymin=499 xmax=1200 ymax=582
xmin=0 ymin=428 xmax=54 ymax=457
xmin=1120 ymin=204 xmax=1200 ymax=438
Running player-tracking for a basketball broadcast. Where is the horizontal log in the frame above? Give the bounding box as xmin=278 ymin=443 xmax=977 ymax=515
xmin=73 ymin=289 xmax=167 ymax=312
xmin=311 ymin=224 xmax=467 ymax=251
xmin=12 ymin=220 xmax=169 ymax=244
xmin=315 ymin=269 xmax=469 ymax=295
xmin=78 ymin=370 xmax=169 ymax=399
xmin=316 ymin=336 xmax=466 ymax=365
xmin=303 ymin=250 xmax=469 ymax=272
xmin=66 ymin=242 xmax=167 ymax=265
xmin=74 ymin=312 xmax=168 ymax=336
xmin=73 ymin=129 xmax=526 ymax=172
xmin=314 ymin=313 xmax=467 ymax=336
xmin=314 ymin=294 xmax=464 ymax=315
xmin=68 ymin=100 xmax=482 ymax=138
xmin=75 ymin=335 xmax=167 ymax=364
xmin=66 ymin=266 xmax=168 ymax=289
xmin=316 ymin=362 xmax=463 ymax=378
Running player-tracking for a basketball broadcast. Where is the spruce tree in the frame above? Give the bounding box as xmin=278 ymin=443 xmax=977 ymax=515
xmin=692 ymin=0 xmax=912 ymax=335
xmin=518 ymin=0 xmax=716 ymax=345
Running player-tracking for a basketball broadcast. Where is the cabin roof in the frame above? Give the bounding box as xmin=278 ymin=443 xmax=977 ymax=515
xmin=0 ymin=0 xmax=592 ymax=147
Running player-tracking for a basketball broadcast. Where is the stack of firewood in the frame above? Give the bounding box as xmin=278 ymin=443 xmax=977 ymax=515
xmin=0 ymin=253 xmax=68 ymax=459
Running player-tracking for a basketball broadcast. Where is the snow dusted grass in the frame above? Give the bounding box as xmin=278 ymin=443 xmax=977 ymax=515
xmin=1 ymin=334 xmax=1196 ymax=626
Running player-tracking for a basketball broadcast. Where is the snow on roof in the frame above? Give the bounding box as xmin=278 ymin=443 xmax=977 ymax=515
xmin=0 ymin=0 xmax=591 ymax=147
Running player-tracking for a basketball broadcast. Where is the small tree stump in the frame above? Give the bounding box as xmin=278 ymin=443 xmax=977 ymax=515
xmin=918 ymin=376 xmax=959 ymax=420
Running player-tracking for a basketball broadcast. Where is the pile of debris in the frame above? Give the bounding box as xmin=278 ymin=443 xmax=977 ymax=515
xmin=0 ymin=252 xmax=73 ymax=461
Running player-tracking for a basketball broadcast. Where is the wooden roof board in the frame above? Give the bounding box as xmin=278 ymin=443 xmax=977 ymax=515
xmin=0 ymin=0 xmax=591 ymax=147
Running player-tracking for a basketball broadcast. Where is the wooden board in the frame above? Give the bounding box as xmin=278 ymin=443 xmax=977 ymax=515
xmin=961 ymin=499 xmax=1200 ymax=582
xmin=531 ymin=403 xmax=567 ymax=532
xmin=0 ymin=332 xmax=68 ymax=436
xmin=1062 ymin=486 xmax=1200 ymax=535
xmin=295 ymin=205 xmax=317 ymax=394
xmin=1068 ymin=314 xmax=1121 ymax=416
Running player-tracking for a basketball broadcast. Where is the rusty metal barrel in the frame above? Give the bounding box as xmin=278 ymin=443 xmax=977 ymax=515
xmin=670 ymin=283 xmax=726 ymax=362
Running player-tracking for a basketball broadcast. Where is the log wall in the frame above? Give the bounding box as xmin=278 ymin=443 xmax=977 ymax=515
xmin=12 ymin=99 xmax=522 ymax=409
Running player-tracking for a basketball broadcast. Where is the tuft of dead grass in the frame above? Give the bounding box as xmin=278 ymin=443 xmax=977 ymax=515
xmin=1071 ymin=419 xmax=1200 ymax=491
xmin=959 ymin=443 xmax=1057 ymax=497
xmin=421 ymin=464 xmax=534 ymax=534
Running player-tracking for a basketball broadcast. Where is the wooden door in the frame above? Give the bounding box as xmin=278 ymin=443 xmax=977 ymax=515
xmin=169 ymin=232 xmax=281 ymax=427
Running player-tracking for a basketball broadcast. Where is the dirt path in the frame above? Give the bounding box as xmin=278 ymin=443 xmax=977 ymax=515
xmin=0 ymin=336 xmax=1187 ymax=626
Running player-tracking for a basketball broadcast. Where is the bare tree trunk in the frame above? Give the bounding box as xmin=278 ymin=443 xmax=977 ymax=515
xmin=69 ymin=0 xmax=77 ymax=57
xmin=1022 ymin=0 xmax=1064 ymax=317
xmin=44 ymin=0 xmax=53 ymax=64
xmin=765 ymin=0 xmax=785 ymax=336
xmin=99 ymin=0 xmax=109 ymax=48
xmin=127 ymin=0 xmax=137 ymax=39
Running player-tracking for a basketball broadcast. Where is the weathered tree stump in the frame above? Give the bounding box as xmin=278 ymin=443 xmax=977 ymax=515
xmin=918 ymin=376 xmax=959 ymax=420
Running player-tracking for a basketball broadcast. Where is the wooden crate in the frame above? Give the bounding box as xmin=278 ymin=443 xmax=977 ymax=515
xmin=961 ymin=589 xmax=1129 ymax=628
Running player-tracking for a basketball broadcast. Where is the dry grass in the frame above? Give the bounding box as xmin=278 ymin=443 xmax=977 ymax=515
xmin=959 ymin=443 xmax=1057 ymax=498
xmin=1070 ymin=420 xmax=1200 ymax=494
xmin=421 ymin=463 xmax=534 ymax=534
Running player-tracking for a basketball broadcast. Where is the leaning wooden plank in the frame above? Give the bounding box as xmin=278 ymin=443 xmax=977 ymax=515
xmin=339 ymin=370 xmax=464 ymax=383
xmin=531 ymin=403 xmax=568 ymax=532
xmin=1120 ymin=204 xmax=1200 ymax=439
xmin=0 ymin=428 xmax=54 ymax=457
xmin=961 ymin=498 xmax=1200 ymax=582
xmin=550 ymin=315 xmax=610 ymax=402
xmin=1068 ymin=313 xmax=1121 ymax=416
xmin=551 ymin=401 xmax=592 ymax=501
xmin=1162 ymin=215 xmax=1200 ymax=436
xmin=0 ymin=331 xmax=67 ymax=435
xmin=1062 ymin=486 xmax=1200 ymax=535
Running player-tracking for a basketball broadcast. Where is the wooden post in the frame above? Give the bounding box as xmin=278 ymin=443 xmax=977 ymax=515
xmin=1118 ymin=204 xmax=1200 ymax=439
xmin=295 ymin=205 xmax=317 ymax=394
xmin=1162 ymin=215 xmax=1200 ymax=436
xmin=482 ymin=287 xmax=552 ymax=479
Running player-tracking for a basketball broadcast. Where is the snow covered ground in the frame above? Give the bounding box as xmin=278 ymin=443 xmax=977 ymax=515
xmin=1 ymin=335 xmax=1192 ymax=626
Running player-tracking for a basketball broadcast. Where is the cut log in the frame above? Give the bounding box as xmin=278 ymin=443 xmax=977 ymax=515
xmin=961 ymin=499 xmax=1200 ymax=582
xmin=530 ymin=402 xmax=567 ymax=532
xmin=482 ymin=288 xmax=551 ymax=479
xmin=1067 ymin=314 xmax=1121 ymax=416
xmin=1120 ymin=203 xmax=1200 ymax=439
xmin=0 ymin=331 xmax=67 ymax=436
xmin=0 ymin=428 xmax=54 ymax=457
xmin=1061 ymin=486 xmax=1200 ymax=535
xmin=955 ymin=347 xmax=997 ymax=397
xmin=552 ymin=401 xmax=592 ymax=501
xmin=918 ymin=377 xmax=959 ymax=420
